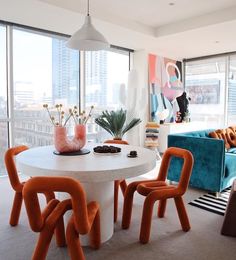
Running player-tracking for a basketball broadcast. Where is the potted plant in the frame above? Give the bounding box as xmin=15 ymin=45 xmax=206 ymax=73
xmin=95 ymin=108 xmax=141 ymax=144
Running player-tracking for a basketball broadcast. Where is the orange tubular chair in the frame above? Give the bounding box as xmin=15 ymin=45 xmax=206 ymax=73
xmin=23 ymin=176 xmax=101 ymax=260
xmin=122 ymin=147 xmax=194 ymax=244
xmin=4 ymin=145 xmax=55 ymax=226
xmin=104 ymin=139 xmax=128 ymax=222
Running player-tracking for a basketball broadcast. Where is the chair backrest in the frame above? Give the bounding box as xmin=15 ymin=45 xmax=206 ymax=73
xmin=4 ymin=145 xmax=29 ymax=192
xmin=23 ymin=176 xmax=92 ymax=234
xmin=157 ymin=147 xmax=194 ymax=194
xmin=104 ymin=139 xmax=129 ymax=145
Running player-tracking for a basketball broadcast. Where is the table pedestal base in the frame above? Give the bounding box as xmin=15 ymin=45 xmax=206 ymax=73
xmin=80 ymin=181 xmax=114 ymax=245
xmin=60 ymin=181 xmax=114 ymax=246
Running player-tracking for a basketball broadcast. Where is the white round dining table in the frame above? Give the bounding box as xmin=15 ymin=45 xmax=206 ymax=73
xmin=16 ymin=143 xmax=156 ymax=245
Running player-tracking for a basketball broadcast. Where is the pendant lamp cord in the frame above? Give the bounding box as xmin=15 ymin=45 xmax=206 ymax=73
xmin=87 ymin=0 xmax=90 ymax=16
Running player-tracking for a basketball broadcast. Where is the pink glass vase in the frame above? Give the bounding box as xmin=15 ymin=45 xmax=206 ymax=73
xmin=54 ymin=125 xmax=86 ymax=153
xmin=73 ymin=124 xmax=86 ymax=149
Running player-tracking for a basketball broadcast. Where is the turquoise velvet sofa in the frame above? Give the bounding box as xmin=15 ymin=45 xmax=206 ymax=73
xmin=167 ymin=129 xmax=236 ymax=193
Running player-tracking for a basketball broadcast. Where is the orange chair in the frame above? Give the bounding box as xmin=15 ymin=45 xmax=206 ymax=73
xmin=122 ymin=147 xmax=194 ymax=244
xmin=4 ymin=145 xmax=55 ymax=226
xmin=23 ymin=176 xmax=101 ymax=260
xmin=104 ymin=139 xmax=128 ymax=222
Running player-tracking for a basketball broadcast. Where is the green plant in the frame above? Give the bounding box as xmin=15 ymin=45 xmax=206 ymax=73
xmin=95 ymin=108 xmax=141 ymax=139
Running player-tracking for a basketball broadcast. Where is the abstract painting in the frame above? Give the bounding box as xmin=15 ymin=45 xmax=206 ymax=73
xmin=149 ymin=54 xmax=184 ymax=123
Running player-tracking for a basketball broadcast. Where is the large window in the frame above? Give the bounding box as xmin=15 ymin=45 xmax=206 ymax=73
xmin=228 ymin=55 xmax=236 ymax=125
xmin=185 ymin=57 xmax=226 ymax=128
xmin=12 ymin=27 xmax=80 ymax=147
xmin=85 ymin=49 xmax=130 ymax=140
xmin=0 ymin=25 xmax=8 ymax=174
xmin=185 ymin=55 xmax=236 ymax=128
xmin=0 ymin=22 xmax=131 ymax=175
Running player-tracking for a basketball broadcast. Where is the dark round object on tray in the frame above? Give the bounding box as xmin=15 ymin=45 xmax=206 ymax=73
xmin=53 ymin=149 xmax=90 ymax=156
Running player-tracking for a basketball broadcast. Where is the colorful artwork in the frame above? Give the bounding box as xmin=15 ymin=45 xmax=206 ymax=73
xmin=149 ymin=54 xmax=184 ymax=123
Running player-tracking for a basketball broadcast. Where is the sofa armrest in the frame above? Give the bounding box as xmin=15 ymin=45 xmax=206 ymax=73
xmin=167 ymin=134 xmax=225 ymax=192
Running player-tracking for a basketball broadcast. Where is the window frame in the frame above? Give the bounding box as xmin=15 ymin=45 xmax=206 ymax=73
xmin=184 ymin=53 xmax=236 ymax=128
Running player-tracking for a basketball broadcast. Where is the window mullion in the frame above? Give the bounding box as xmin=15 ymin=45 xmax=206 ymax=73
xmin=6 ymin=25 xmax=14 ymax=147
xmin=80 ymin=51 xmax=86 ymax=113
xmin=224 ymin=56 xmax=229 ymax=127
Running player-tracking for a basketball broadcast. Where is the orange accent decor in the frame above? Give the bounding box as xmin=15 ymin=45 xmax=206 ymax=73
xmin=4 ymin=146 xmax=55 ymax=226
xmin=122 ymin=147 xmax=194 ymax=244
xmin=104 ymin=139 xmax=129 ymax=145
xmin=104 ymin=139 xmax=128 ymax=222
xmin=209 ymin=129 xmax=231 ymax=149
xmin=23 ymin=176 xmax=101 ymax=260
xmin=226 ymin=126 xmax=236 ymax=147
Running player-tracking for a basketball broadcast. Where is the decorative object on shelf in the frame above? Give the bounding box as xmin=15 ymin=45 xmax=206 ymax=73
xmin=144 ymin=122 xmax=159 ymax=148
xmin=95 ymin=108 xmax=141 ymax=142
xmin=173 ymin=91 xmax=191 ymax=123
xmin=157 ymin=108 xmax=169 ymax=124
xmin=66 ymin=0 xmax=109 ymax=51
xmin=43 ymin=104 xmax=94 ymax=153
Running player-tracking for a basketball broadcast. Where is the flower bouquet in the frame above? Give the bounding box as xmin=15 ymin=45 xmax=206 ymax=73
xmin=43 ymin=104 xmax=94 ymax=153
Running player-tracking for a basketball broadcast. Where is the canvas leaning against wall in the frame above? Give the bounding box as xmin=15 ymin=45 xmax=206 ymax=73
xmin=149 ymin=54 xmax=184 ymax=123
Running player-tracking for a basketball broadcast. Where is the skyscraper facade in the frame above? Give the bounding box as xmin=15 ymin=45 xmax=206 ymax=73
xmin=52 ymin=39 xmax=80 ymax=105
xmin=85 ymin=51 xmax=108 ymax=108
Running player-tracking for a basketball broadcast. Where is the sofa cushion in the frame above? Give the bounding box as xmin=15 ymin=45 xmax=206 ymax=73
xmin=209 ymin=129 xmax=231 ymax=149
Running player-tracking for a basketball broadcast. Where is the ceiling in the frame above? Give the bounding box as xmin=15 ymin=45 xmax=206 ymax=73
xmin=39 ymin=0 xmax=236 ymax=59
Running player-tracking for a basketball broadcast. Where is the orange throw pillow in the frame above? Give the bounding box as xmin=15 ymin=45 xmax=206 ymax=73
xmin=226 ymin=126 xmax=236 ymax=147
xmin=209 ymin=129 xmax=231 ymax=149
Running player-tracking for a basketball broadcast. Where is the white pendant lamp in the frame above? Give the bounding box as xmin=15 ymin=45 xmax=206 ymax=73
xmin=67 ymin=0 xmax=110 ymax=51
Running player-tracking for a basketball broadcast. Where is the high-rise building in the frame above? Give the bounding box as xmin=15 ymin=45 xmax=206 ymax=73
xmin=52 ymin=39 xmax=80 ymax=105
xmin=85 ymin=51 xmax=108 ymax=107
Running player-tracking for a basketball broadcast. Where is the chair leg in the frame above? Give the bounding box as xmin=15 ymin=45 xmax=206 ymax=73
xmin=44 ymin=191 xmax=55 ymax=203
xmin=10 ymin=192 xmax=23 ymax=226
xmin=158 ymin=199 xmax=167 ymax=218
xmin=66 ymin=217 xmax=85 ymax=260
xmin=120 ymin=180 xmax=127 ymax=196
xmin=32 ymin=227 xmax=54 ymax=260
xmin=122 ymin=182 xmax=139 ymax=229
xmin=114 ymin=180 xmax=120 ymax=222
xmin=174 ymin=196 xmax=190 ymax=232
xmin=55 ymin=216 xmax=66 ymax=247
xmin=139 ymin=195 xmax=156 ymax=244
xmin=89 ymin=210 xmax=101 ymax=249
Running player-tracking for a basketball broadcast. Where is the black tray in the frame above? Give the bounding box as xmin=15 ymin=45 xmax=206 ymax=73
xmin=53 ymin=148 xmax=90 ymax=156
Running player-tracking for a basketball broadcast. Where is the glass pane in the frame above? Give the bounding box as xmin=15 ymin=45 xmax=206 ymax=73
xmin=12 ymin=28 xmax=79 ymax=147
xmin=185 ymin=57 xmax=226 ymax=128
xmin=0 ymin=25 xmax=7 ymax=118
xmin=85 ymin=49 xmax=129 ymax=141
xmin=0 ymin=122 xmax=9 ymax=176
xmin=228 ymin=55 xmax=236 ymax=125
